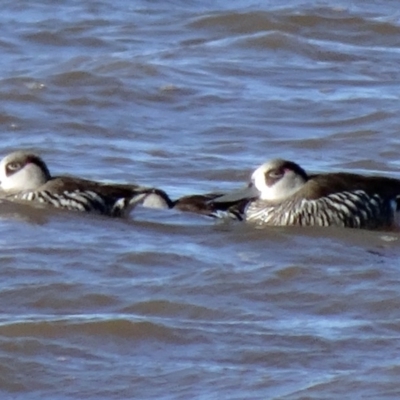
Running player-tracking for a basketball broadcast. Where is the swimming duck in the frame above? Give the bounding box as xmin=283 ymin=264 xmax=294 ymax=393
xmin=0 ymin=151 xmax=172 ymax=217
xmin=211 ymin=158 xmax=400 ymax=229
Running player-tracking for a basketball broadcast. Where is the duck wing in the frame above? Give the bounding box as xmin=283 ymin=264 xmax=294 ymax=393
xmin=174 ymin=192 xmax=247 ymax=220
xmin=302 ymin=173 xmax=400 ymax=203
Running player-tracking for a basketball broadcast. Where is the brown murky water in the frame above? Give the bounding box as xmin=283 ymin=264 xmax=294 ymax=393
xmin=1 ymin=1 xmax=400 ymax=398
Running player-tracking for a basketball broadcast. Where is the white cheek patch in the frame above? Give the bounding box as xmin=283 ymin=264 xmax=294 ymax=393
xmin=252 ymin=169 xmax=267 ymax=194
xmin=1 ymin=163 xmax=47 ymax=192
xmin=0 ymin=159 xmax=8 ymax=186
xmin=1 ymin=168 xmax=26 ymax=191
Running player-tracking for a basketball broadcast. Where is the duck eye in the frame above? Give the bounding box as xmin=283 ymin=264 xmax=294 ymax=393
xmin=267 ymin=169 xmax=283 ymax=179
xmin=7 ymin=162 xmax=21 ymax=171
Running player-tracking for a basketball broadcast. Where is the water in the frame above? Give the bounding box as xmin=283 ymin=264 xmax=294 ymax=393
xmin=1 ymin=1 xmax=400 ymax=398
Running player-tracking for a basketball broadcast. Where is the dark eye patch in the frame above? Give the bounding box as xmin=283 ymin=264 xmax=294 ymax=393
xmin=267 ymin=168 xmax=283 ymax=179
xmin=264 ymin=168 xmax=284 ymax=186
xmin=5 ymin=162 xmax=23 ymax=176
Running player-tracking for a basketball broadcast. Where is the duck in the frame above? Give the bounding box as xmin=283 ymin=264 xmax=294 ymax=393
xmin=210 ymin=158 xmax=400 ymax=229
xmin=0 ymin=151 xmax=173 ymax=217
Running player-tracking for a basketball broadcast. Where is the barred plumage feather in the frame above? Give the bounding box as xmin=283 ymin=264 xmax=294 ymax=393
xmin=13 ymin=189 xmax=111 ymax=214
xmin=246 ymin=190 xmax=395 ymax=229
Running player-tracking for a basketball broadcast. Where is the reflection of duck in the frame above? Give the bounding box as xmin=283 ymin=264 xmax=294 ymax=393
xmin=0 ymin=151 xmax=172 ymax=217
xmin=211 ymin=159 xmax=400 ymax=229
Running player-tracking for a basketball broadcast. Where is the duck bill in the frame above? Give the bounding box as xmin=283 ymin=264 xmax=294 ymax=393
xmin=211 ymin=184 xmax=260 ymax=203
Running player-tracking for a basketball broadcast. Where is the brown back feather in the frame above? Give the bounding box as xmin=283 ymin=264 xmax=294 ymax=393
xmin=299 ymin=173 xmax=400 ymax=200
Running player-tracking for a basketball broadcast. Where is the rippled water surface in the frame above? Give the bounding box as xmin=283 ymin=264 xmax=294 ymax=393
xmin=1 ymin=1 xmax=400 ymax=398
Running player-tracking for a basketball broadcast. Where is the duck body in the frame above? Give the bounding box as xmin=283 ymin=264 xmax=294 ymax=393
xmin=212 ymin=159 xmax=400 ymax=229
xmin=11 ymin=176 xmax=172 ymax=217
